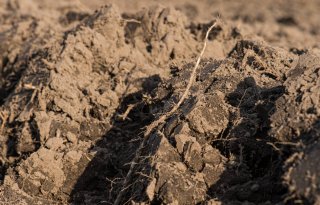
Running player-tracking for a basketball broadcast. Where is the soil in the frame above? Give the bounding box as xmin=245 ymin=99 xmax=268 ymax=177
xmin=0 ymin=0 xmax=320 ymax=204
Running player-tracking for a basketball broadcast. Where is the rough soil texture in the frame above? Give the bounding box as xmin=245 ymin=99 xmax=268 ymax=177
xmin=0 ymin=0 xmax=320 ymax=205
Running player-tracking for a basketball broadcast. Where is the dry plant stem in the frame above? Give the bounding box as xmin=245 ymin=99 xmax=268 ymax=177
xmin=113 ymin=22 xmax=217 ymax=205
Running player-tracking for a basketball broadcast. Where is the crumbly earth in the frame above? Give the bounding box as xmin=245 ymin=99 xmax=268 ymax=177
xmin=0 ymin=0 xmax=320 ymax=205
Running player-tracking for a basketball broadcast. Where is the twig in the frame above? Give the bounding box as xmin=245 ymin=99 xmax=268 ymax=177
xmin=112 ymin=21 xmax=218 ymax=205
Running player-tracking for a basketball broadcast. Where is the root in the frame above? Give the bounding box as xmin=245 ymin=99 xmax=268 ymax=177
xmin=113 ymin=136 xmax=146 ymax=205
xmin=113 ymin=21 xmax=218 ymax=205
xmin=117 ymin=104 xmax=135 ymax=121
xmin=144 ymin=21 xmax=218 ymax=138
xmin=123 ymin=19 xmax=141 ymax=24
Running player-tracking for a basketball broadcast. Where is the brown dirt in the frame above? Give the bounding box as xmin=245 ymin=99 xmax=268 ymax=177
xmin=0 ymin=0 xmax=320 ymax=204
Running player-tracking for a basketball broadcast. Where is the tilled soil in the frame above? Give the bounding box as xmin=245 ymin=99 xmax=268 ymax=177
xmin=0 ymin=0 xmax=320 ymax=204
